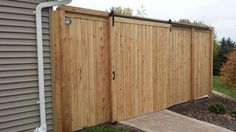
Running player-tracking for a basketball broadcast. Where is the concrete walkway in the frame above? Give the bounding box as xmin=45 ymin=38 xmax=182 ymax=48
xmin=120 ymin=110 xmax=233 ymax=132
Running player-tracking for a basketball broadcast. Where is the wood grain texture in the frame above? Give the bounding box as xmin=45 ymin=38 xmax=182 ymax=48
xmin=52 ymin=6 xmax=212 ymax=131
xmin=193 ymin=30 xmax=211 ymax=98
xmin=67 ymin=17 xmax=111 ymax=131
xmin=51 ymin=10 xmax=63 ymax=132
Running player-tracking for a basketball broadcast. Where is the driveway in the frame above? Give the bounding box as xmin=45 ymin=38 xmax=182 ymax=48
xmin=120 ymin=110 xmax=233 ymax=132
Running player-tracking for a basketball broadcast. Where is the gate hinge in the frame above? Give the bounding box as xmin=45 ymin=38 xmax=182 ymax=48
xmin=110 ymin=10 xmax=115 ymax=27
xmin=169 ymin=19 xmax=172 ymax=32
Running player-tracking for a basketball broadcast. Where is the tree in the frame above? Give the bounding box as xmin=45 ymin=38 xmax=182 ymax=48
xmin=215 ymin=37 xmax=236 ymax=75
xmin=109 ymin=6 xmax=133 ymax=16
xmin=213 ymin=41 xmax=220 ymax=75
xmin=108 ymin=6 xmax=148 ymax=17
xmin=136 ymin=5 xmax=147 ymax=17
xmin=221 ymin=51 xmax=236 ymax=89
xmin=177 ymin=19 xmax=209 ymax=27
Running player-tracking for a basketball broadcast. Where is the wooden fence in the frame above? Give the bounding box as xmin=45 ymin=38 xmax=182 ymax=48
xmin=52 ymin=6 xmax=213 ymax=132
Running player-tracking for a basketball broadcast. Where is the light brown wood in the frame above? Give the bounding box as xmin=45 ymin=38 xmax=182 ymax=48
xmin=115 ymin=17 xmax=170 ymax=27
xmin=58 ymin=5 xmax=109 ymax=17
xmin=208 ymin=29 xmax=214 ymax=97
xmin=51 ymin=10 xmax=63 ymax=132
xmin=193 ymin=30 xmax=211 ymax=98
xmin=66 ymin=13 xmax=108 ymax=22
xmin=59 ymin=9 xmax=73 ymax=132
xmin=67 ymin=18 xmax=111 ymax=130
xmin=52 ymin=6 xmax=213 ymax=131
xmin=190 ymin=28 xmax=195 ymax=101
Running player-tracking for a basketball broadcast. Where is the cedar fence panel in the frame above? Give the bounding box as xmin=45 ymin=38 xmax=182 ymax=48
xmin=52 ymin=7 xmax=111 ymax=132
xmin=52 ymin=6 xmax=213 ymax=131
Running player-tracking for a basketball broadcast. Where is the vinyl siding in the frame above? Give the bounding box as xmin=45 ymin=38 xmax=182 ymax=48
xmin=0 ymin=0 xmax=53 ymax=132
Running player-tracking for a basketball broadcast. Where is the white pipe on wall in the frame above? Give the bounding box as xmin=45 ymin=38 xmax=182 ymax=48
xmin=35 ymin=0 xmax=72 ymax=132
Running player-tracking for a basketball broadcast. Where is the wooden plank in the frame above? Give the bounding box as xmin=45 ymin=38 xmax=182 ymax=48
xmin=115 ymin=17 xmax=170 ymax=28
xmin=76 ymin=18 xmax=83 ymax=129
xmin=110 ymin=17 xmax=117 ymax=121
xmin=119 ymin=23 xmax=125 ymax=120
xmin=190 ymin=28 xmax=195 ymax=101
xmin=87 ymin=19 xmax=95 ymax=125
xmin=82 ymin=19 xmax=89 ymax=127
xmin=137 ymin=24 xmax=142 ymax=113
xmin=58 ymin=5 xmax=109 ymax=17
xmin=104 ymin=20 xmax=112 ymax=122
xmin=124 ymin=23 xmax=131 ymax=119
xmin=208 ymin=29 xmax=213 ymax=97
xmin=59 ymin=9 xmax=73 ymax=132
xmin=133 ymin=24 xmax=139 ymax=116
xmin=129 ymin=24 xmax=134 ymax=117
xmin=66 ymin=13 xmax=108 ymax=22
xmin=51 ymin=10 xmax=63 ymax=132
xmin=70 ymin=18 xmax=79 ymax=130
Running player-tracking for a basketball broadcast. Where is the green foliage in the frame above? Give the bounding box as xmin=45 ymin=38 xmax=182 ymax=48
xmin=177 ymin=19 xmax=209 ymax=27
xmin=109 ymin=6 xmax=133 ymax=16
xmin=221 ymin=51 xmax=236 ymax=89
xmin=214 ymin=37 xmax=236 ymax=75
xmin=177 ymin=19 xmax=191 ymax=24
xmin=213 ymin=41 xmax=220 ymax=60
xmin=209 ymin=101 xmax=227 ymax=114
xmin=136 ymin=5 xmax=147 ymax=17
xmin=108 ymin=6 xmax=148 ymax=17
xmin=230 ymin=111 xmax=236 ymax=118
xmin=213 ymin=76 xmax=236 ymax=98
xmin=213 ymin=40 xmax=221 ymax=75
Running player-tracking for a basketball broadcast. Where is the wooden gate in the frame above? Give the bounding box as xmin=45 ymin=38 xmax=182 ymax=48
xmin=110 ymin=18 xmax=171 ymax=121
xmin=52 ymin=7 xmax=111 ymax=131
xmin=52 ymin=6 xmax=213 ymax=132
xmin=110 ymin=18 xmax=197 ymax=121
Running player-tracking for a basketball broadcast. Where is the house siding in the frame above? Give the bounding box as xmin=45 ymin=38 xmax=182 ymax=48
xmin=0 ymin=0 xmax=53 ymax=131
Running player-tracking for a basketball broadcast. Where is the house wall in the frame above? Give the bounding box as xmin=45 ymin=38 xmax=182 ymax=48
xmin=0 ymin=0 xmax=54 ymax=131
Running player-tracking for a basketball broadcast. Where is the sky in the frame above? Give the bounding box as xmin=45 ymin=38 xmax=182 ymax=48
xmin=69 ymin=0 xmax=236 ymax=41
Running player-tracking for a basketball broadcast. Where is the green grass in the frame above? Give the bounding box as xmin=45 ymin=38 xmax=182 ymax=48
xmin=81 ymin=126 xmax=129 ymax=132
xmin=213 ymin=76 xmax=236 ymax=98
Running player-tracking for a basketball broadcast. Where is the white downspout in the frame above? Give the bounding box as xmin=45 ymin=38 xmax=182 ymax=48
xmin=35 ymin=0 xmax=72 ymax=132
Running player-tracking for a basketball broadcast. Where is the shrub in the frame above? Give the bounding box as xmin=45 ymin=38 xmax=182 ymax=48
xmin=221 ymin=51 xmax=236 ymax=89
xmin=230 ymin=111 xmax=236 ymax=118
xmin=208 ymin=102 xmax=227 ymax=115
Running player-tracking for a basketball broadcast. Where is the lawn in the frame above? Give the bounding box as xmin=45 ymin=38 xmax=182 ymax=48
xmin=213 ymin=76 xmax=236 ymax=98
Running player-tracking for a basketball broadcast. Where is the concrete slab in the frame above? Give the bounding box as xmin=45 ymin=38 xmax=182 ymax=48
xmin=120 ymin=110 xmax=233 ymax=132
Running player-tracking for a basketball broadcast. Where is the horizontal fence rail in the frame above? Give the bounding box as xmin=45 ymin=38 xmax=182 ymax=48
xmin=52 ymin=6 xmax=213 ymax=132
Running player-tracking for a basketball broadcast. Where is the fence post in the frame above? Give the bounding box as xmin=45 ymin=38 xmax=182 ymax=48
xmin=208 ymin=28 xmax=213 ymax=98
xmin=51 ymin=10 xmax=63 ymax=132
xmin=52 ymin=8 xmax=73 ymax=132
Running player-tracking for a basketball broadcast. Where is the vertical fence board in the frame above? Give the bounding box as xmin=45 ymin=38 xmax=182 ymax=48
xmin=51 ymin=10 xmax=63 ymax=132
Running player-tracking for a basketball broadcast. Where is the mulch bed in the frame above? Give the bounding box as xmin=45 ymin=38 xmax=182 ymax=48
xmin=100 ymin=122 xmax=143 ymax=132
xmin=79 ymin=122 xmax=143 ymax=132
xmin=168 ymin=95 xmax=236 ymax=131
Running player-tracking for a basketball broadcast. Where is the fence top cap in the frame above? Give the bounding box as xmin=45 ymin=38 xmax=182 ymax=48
xmin=58 ymin=5 xmax=211 ymax=30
